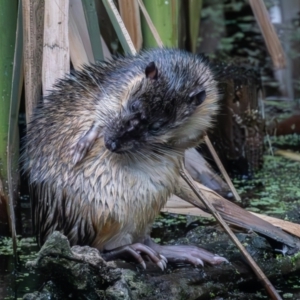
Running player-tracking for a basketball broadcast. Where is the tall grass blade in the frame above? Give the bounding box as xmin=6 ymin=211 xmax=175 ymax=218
xmin=81 ymin=0 xmax=103 ymax=62
xmin=0 ymin=0 xmax=18 ymax=235
xmin=141 ymin=0 xmax=179 ymax=48
xmin=188 ymin=0 xmax=202 ymax=53
xmin=7 ymin=0 xmax=24 ymax=257
xmin=137 ymin=0 xmax=163 ymax=47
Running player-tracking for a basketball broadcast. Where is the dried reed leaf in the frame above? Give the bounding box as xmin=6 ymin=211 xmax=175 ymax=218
xmin=165 ymin=195 xmax=300 ymax=238
xmin=251 ymin=213 xmax=300 ymax=239
xmin=22 ymin=0 xmax=44 ymax=123
xmin=204 ymin=135 xmax=241 ymax=202
xmin=69 ymin=0 xmax=94 ymax=68
xmin=100 ymin=36 xmax=112 ymax=60
xmin=102 ymin=0 xmax=136 ymax=55
xmin=118 ymin=0 xmax=142 ymax=51
xmin=249 ymin=0 xmax=286 ymax=69
xmin=162 ymin=195 xmax=212 ymax=218
xmin=275 ymin=150 xmax=300 ymax=162
xmin=42 ymin=0 xmax=70 ymax=95
xmin=69 ymin=1 xmax=90 ymax=70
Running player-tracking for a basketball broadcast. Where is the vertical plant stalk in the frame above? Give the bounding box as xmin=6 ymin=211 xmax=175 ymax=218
xmin=137 ymin=0 xmax=163 ymax=47
xmin=249 ymin=0 xmax=286 ymax=69
xmin=141 ymin=0 xmax=179 ymax=48
xmin=69 ymin=1 xmax=90 ymax=69
xmin=70 ymin=0 xmax=94 ymax=64
xmin=42 ymin=0 xmax=70 ymax=95
xmin=81 ymin=0 xmax=103 ymax=62
xmin=188 ymin=0 xmax=202 ymax=53
xmin=203 ymin=135 xmax=241 ymax=202
xmin=118 ymin=0 xmax=143 ymax=51
xmin=0 ymin=0 xmax=18 ymax=235
xmin=22 ymin=0 xmax=45 ymax=124
xmin=102 ymin=0 xmax=136 ymax=55
xmin=7 ymin=0 xmax=24 ymax=257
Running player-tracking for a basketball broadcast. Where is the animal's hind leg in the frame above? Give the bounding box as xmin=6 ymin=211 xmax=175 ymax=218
xmin=102 ymin=243 xmax=167 ymax=270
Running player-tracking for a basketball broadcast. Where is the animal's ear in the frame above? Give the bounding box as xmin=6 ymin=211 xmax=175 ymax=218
xmin=145 ymin=62 xmax=158 ymax=80
xmin=189 ymin=89 xmax=206 ymax=106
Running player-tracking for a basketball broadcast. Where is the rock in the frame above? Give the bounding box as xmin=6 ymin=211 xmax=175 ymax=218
xmin=22 ymin=229 xmax=300 ymax=300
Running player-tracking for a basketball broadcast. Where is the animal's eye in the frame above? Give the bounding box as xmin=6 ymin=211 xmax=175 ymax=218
xmin=149 ymin=122 xmax=161 ymax=132
xmin=131 ymin=102 xmax=138 ymax=112
xmin=189 ymin=90 xmax=206 ymax=106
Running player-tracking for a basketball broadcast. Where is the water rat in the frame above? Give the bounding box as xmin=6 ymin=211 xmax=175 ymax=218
xmin=23 ymin=48 xmax=227 ymax=269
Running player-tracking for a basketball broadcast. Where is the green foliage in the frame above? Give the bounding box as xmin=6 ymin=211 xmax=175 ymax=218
xmin=199 ymin=0 xmax=283 ymax=96
xmin=0 ymin=0 xmax=18 ymax=183
xmin=0 ymin=237 xmax=37 ymax=260
xmin=234 ymin=145 xmax=300 ymax=217
xmin=141 ymin=0 xmax=179 ymax=48
xmin=153 ymin=213 xmax=187 ymax=228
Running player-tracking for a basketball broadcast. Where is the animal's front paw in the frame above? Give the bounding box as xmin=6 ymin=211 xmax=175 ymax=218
xmin=71 ymin=138 xmax=90 ymax=164
xmin=70 ymin=124 xmax=100 ymax=164
xmin=159 ymin=245 xmax=228 ymax=266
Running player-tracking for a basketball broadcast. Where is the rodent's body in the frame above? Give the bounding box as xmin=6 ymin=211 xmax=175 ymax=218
xmin=24 ymin=49 xmax=220 ymax=264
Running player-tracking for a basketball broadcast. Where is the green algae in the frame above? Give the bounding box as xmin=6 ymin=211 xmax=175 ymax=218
xmin=233 ymin=140 xmax=300 ymax=219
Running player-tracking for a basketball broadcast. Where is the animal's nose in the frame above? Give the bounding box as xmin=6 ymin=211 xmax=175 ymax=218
xmin=130 ymin=118 xmax=139 ymax=127
xmin=105 ymin=138 xmax=119 ymax=152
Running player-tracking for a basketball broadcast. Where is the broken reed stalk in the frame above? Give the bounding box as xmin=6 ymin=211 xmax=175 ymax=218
xmin=179 ymin=160 xmax=282 ymax=300
xmin=22 ymin=0 xmax=44 ymax=124
xmin=249 ymin=0 xmax=286 ymax=69
xmin=164 ymin=195 xmax=300 ymax=239
xmin=137 ymin=0 xmax=241 ymax=202
xmin=42 ymin=0 xmax=70 ymax=95
xmin=102 ymin=0 xmax=136 ymax=55
xmin=203 ymin=135 xmax=241 ymax=201
xmin=69 ymin=1 xmax=90 ymax=70
xmin=69 ymin=0 xmax=94 ymax=65
xmin=118 ymin=0 xmax=143 ymax=51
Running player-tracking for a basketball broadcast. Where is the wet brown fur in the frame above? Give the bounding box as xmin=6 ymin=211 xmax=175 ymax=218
xmin=23 ymin=48 xmax=219 ymax=251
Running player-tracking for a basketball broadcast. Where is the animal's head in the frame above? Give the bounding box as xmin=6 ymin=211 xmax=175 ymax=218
xmin=104 ymin=49 xmax=219 ymax=155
